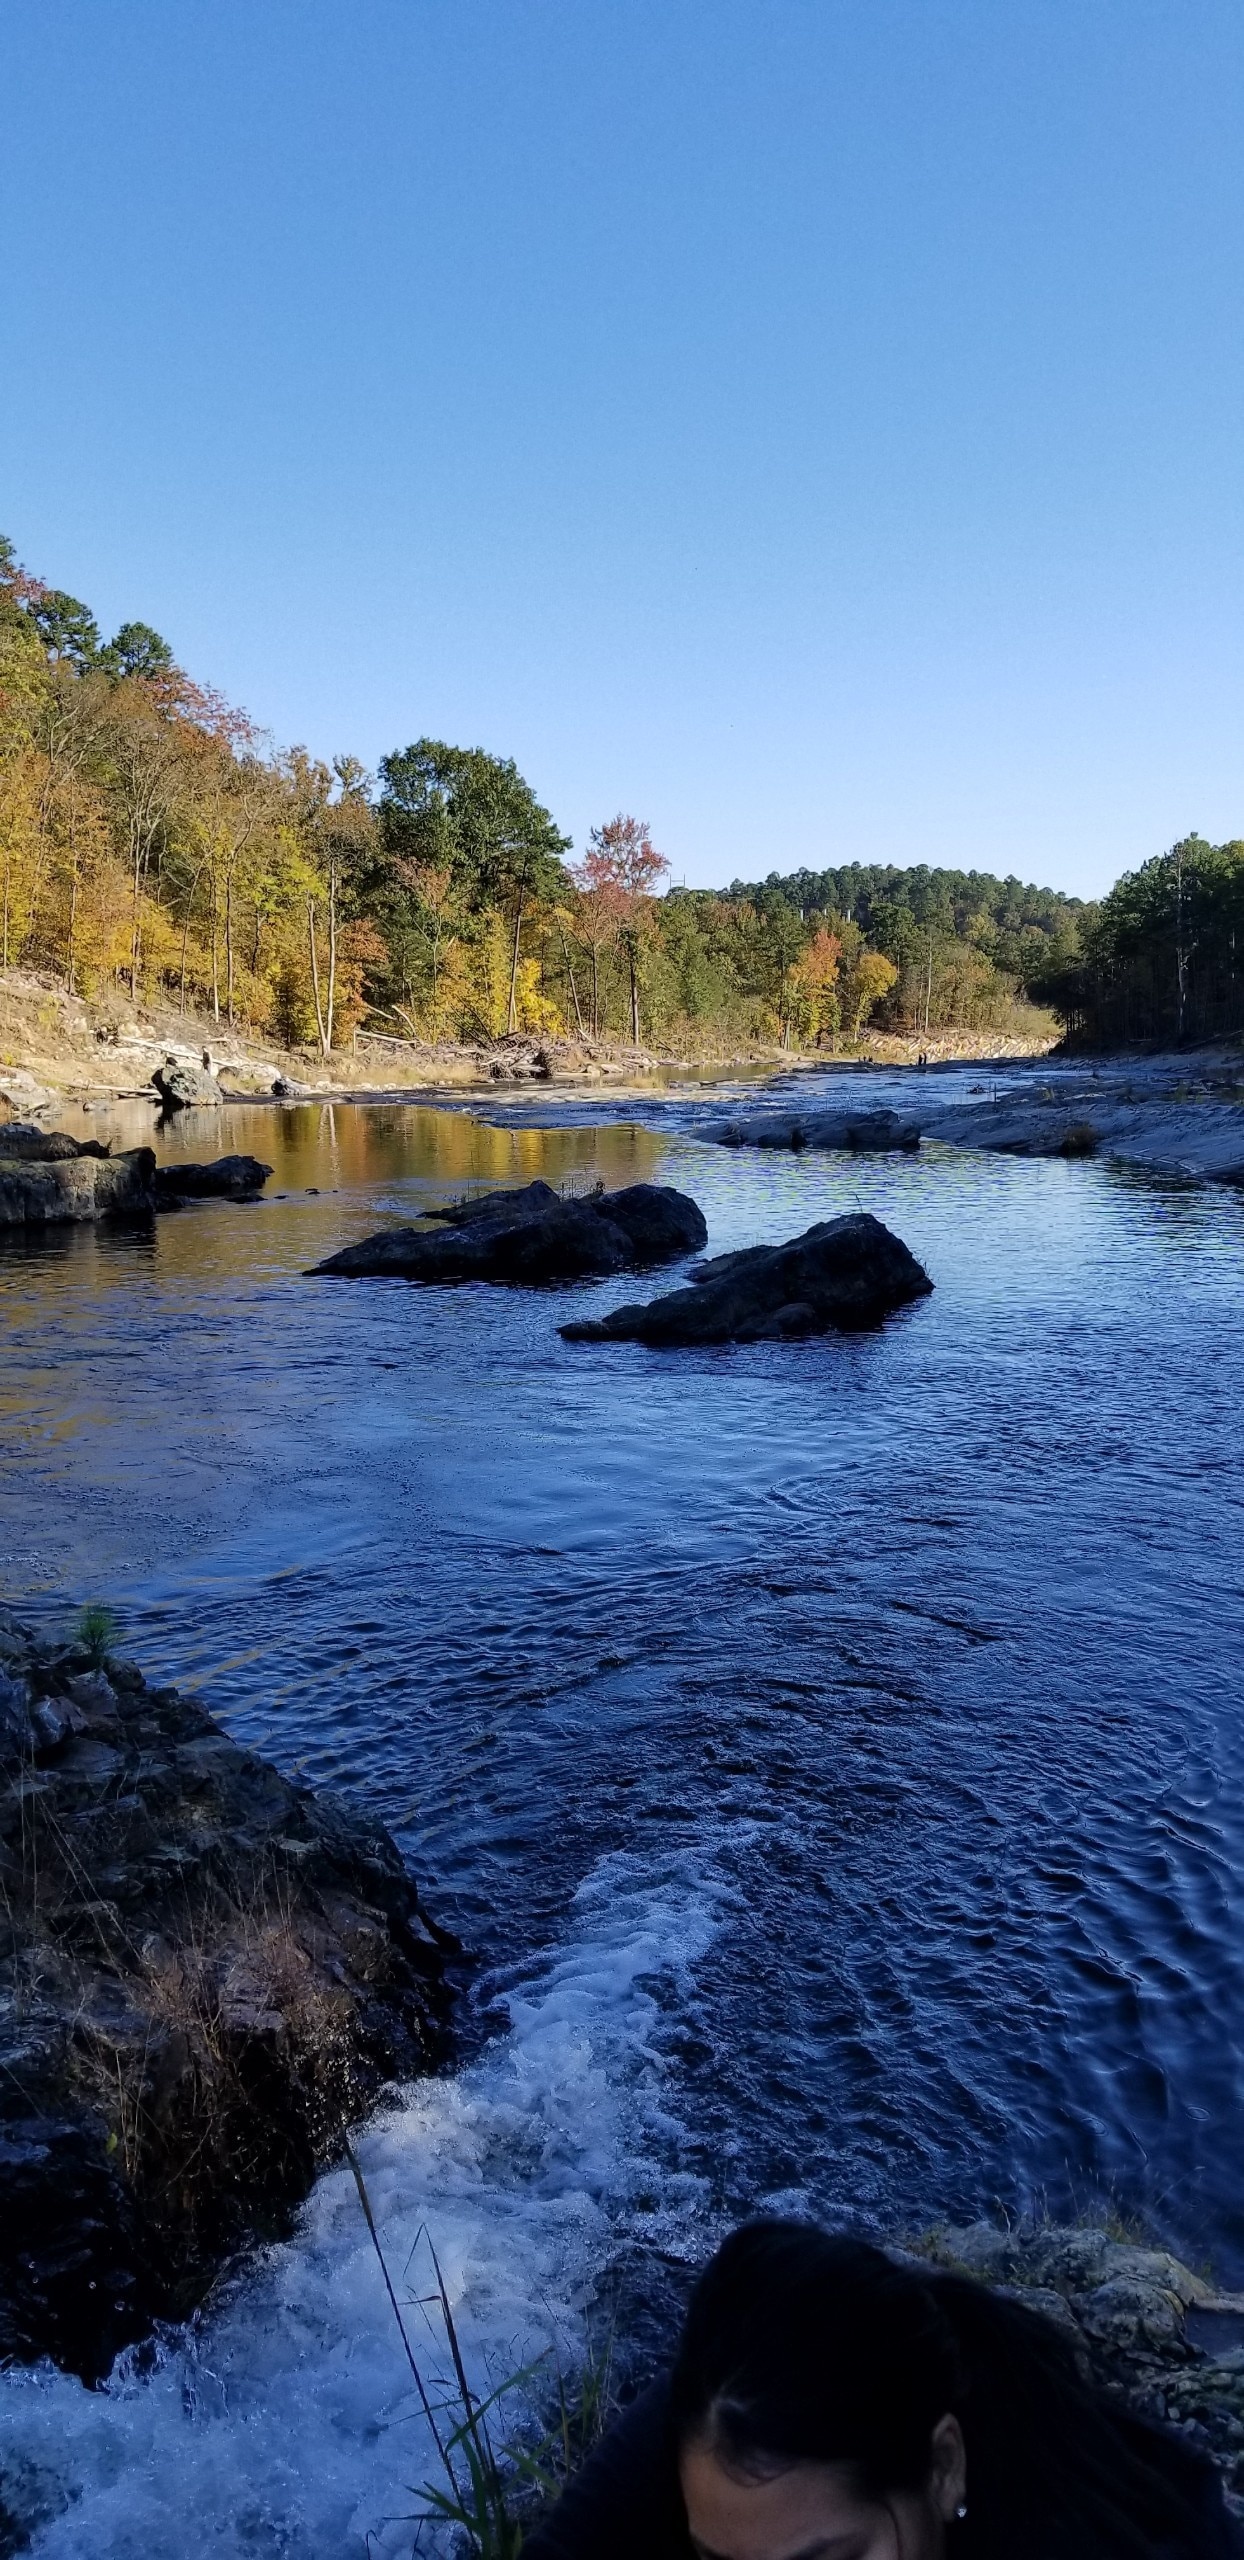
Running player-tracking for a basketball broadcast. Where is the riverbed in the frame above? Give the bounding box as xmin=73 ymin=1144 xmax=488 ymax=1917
xmin=2 ymin=1071 xmax=1243 ymax=2556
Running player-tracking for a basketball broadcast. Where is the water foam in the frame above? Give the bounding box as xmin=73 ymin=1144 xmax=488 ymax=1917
xmin=0 ymin=1848 xmax=725 ymax=2558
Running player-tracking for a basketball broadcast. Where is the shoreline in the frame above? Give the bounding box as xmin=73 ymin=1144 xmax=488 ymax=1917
xmin=0 ymin=1601 xmax=455 ymax=2381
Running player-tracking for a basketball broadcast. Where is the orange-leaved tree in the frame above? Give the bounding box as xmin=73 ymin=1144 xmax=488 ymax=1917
xmin=791 ymin=925 xmax=843 ymax=1047
xmin=574 ymin=815 xmax=668 ymax=1045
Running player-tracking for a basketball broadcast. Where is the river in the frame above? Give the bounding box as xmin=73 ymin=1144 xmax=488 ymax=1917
xmin=2 ymin=1066 xmax=1242 ymax=2556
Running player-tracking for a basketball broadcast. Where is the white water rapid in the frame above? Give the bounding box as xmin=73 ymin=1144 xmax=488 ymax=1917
xmin=0 ymin=1846 xmax=728 ymax=2558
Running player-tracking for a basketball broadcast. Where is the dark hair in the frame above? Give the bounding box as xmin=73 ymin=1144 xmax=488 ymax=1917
xmin=669 ymin=2221 xmax=1228 ymax=2559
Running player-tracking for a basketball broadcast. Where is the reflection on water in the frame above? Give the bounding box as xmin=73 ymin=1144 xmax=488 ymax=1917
xmin=3 ymin=1089 xmax=1244 ymax=2272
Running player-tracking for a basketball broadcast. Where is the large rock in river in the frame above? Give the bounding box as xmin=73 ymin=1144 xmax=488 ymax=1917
xmin=0 ymin=1145 xmax=156 ymax=1224
xmin=152 ymin=1057 xmax=224 ymax=1109
xmin=310 ymin=1179 xmax=708 ymax=1283
xmin=711 ymin=1106 xmax=920 ymax=1152
xmin=560 ymin=1211 xmax=932 ymax=1344
xmin=0 ymin=1604 xmax=453 ymax=2381
xmin=154 ymin=1153 xmax=273 ymax=1203
xmin=0 ymin=1122 xmax=86 ymax=1161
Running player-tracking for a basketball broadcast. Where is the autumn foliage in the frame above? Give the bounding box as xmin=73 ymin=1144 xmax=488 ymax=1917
xmin=0 ymin=534 xmax=1065 ymax=1054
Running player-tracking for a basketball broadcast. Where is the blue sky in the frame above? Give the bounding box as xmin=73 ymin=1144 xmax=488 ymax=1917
xmin=2 ymin=1 xmax=1241 ymax=897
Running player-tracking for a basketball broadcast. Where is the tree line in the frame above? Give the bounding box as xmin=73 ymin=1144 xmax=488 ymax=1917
xmin=8 ymin=533 xmax=1224 ymax=1055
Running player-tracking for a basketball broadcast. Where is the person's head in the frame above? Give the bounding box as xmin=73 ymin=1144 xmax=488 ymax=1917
xmin=670 ymin=2226 xmax=969 ymax=2560
xmin=668 ymin=2220 xmax=1219 ymax=2560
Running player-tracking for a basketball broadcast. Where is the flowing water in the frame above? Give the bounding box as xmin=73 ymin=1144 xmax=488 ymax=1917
xmin=2 ymin=1067 xmax=1243 ymax=2555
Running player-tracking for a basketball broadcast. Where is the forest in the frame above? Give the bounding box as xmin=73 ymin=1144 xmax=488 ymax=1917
xmin=2 ymin=533 xmax=1236 ymax=1055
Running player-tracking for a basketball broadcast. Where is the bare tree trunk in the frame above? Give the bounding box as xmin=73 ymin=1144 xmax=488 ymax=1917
xmin=130 ymin=834 xmax=143 ymax=1000
xmin=210 ymin=878 xmax=220 ymax=1023
xmin=225 ymin=869 xmax=235 ymax=1027
xmin=307 ymin=898 xmax=329 ymax=1055
xmin=178 ymin=856 xmax=207 ymax=1012
xmin=557 ymin=919 xmax=586 ymax=1036
xmin=66 ymin=853 xmax=78 ymax=993
xmin=325 ymin=860 xmax=338 ymax=1051
xmin=628 ymin=937 xmax=640 ymax=1045
xmin=506 ymin=887 xmax=526 ymax=1035
xmin=590 ymin=947 xmax=599 ymax=1039
xmin=1175 ymin=846 xmax=1188 ymax=1043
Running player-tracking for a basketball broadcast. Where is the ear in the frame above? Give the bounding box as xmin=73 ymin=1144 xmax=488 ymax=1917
xmin=928 ymin=2414 xmax=967 ymax=2522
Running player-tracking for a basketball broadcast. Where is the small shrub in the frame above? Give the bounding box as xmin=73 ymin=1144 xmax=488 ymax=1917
xmin=76 ymin=1602 xmax=119 ymax=1666
xmin=1058 ymin=1123 xmax=1098 ymax=1158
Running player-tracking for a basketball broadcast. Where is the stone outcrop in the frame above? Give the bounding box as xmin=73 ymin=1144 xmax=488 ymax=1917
xmin=0 ymin=1070 xmax=57 ymax=1118
xmin=917 ymin=2223 xmax=1244 ymax=2500
xmin=0 ymin=1127 xmax=272 ymax=1222
xmin=152 ymin=1057 xmax=224 ymax=1109
xmin=310 ymin=1179 xmax=709 ymax=1283
xmin=0 ymin=1145 xmax=157 ymax=1225
xmin=0 ymin=1604 xmax=454 ymax=2382
xmin=560 ymin=1211 xmax=932 ymax=1344
xmin=153 ymin=1153 xmax=273 ymax=1203
xmin=0 ymin=1122 xmax=95 ymax=1162
xmin=710 ymin=1107 xmax=921 ymax=1152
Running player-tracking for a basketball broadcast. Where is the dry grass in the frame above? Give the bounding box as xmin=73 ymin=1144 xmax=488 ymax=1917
xmin=1058 ymin=1122 xmax=1099 ymax=1157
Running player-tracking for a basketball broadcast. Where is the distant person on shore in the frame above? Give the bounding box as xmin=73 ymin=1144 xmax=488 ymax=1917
xmin=524 ymin=2220 xmax=1236 ymax=2559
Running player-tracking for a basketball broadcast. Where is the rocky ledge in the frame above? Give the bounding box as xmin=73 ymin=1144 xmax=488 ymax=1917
xmin=561 ymin=1211 xmax=932 ymax=1344
xmin=0 ymin=1123 xmax=271 ymax=1225
xmin=0 ymin=1605 xmax=454 ymax=2382
xmin=916 ymin=2223 xmax=1244 ymax=2503
xmin=310 ymin=1178 xmax=708 ymax=1283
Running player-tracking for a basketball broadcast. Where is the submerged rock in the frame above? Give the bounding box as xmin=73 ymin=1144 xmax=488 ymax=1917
xmin=309 ymin=1180 xmax=708 ymax=1284
xmin=560 ymin=1211 xmax=932 ymax=1344
xmin=711 ymin=1107 xmax=921 ymax=1152
xmin=153 ymin=1153 xmax=273 ymax=1203
xmin=0 ymin=1605 xmax=454 ymax=2381
xmin=152 ymin=1057 xmax=224 ymax=1110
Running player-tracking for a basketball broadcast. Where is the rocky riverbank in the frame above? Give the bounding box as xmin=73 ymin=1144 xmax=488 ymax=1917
xmin=698 ymin=1050 xmax=1244 ymax=1186
xmin=915 ymin=1052 xmax=1244 ymax=1182
xmin=912 ymin=2222 xmax=1244 ymax=2505
xmin=0 ymin=1604 xmax=455 ymax=2382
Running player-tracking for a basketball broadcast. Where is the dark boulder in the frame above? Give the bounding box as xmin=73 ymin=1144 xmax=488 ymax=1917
xmin=560 ymin=1211 xmax=932 ymax=1344
xmin=0 ymin=1123 xmax=112 ymax=1162
xmin=713 ymin=1107 xmax=920 ymax=1152
xmin=424 ymin=1178 xmax=560 ymax=1226
xmin=591 ymin=1183 xmax=708 ymax=1260
xmin=309 ymin=1180 xmax=708 ymax=1284
xmin=0 ymin=1148 xmax=156 ymax=1226
xmin=0 ymin=1605 xmax=454 ymax=2381
xmin=154 ymin=1154 xmax=274 ymax=1204
xmin=0 ymin=1122 xmax=82 ymax=1161
xmin=152 ymin=1058 xmax=223 ymax=1110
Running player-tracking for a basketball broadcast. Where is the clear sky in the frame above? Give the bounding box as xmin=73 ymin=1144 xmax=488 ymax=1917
xmin=2 ymin=2 xmax=1241 ymax=899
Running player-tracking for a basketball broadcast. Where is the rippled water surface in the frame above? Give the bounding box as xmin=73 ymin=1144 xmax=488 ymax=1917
xmin=3 ymin=1070 xmax=1243 ymax=2555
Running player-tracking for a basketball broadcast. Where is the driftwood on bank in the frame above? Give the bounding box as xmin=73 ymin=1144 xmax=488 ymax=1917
xmin=0 ymin=1605 xmax=455 ymax=2381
